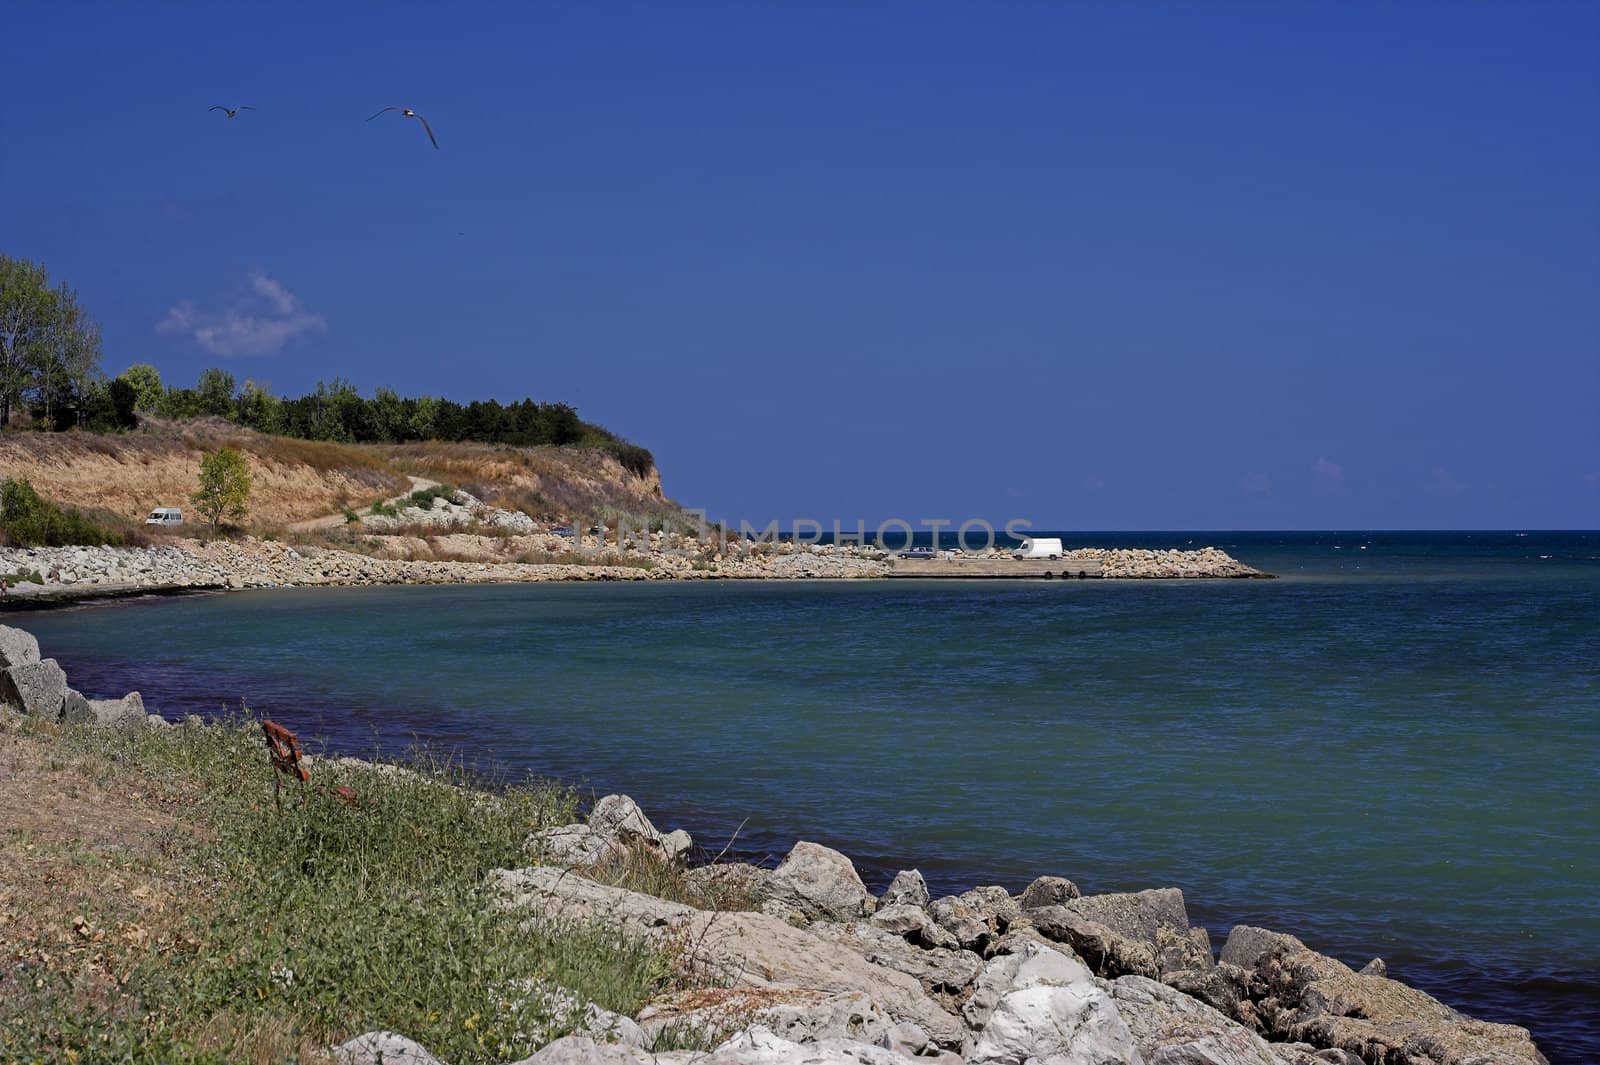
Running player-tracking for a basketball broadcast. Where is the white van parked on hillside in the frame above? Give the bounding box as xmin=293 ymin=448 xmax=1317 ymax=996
xmin=144 ymin=507 xmax=183 ymax=526
xmin=1014 ymin=536 xmax=1063 ymax=560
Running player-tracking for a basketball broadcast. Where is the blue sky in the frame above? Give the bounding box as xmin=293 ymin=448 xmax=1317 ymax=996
xmin=3 ymin=1 xmax=1596 ymax=529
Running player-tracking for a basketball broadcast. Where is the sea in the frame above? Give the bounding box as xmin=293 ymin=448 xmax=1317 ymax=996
xmin=16 ymin=531 xmax=1599 ymax=1061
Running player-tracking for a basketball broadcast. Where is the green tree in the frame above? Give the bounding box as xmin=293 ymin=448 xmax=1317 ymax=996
xmin=408 ymin=395 xmax=439 ymax=440
xmin=196 ymin=367 xmax=236 ymax=418
xmin=119 ymin=363 xmax=164 ymax=412
xmin=157 ymin=385 xmax=201 ymax=420
xmin=34 ymin=283 xmax=103 ymax=428
xmin=0 ymin=260 xmax=104 ymax=429
xmin=371 ymin=386 xmax=405 ymax=442
xmin=234 ymin=379 xmax=282 ymax=432
xmin=0 ymin=255 xmax=53 ymax=426
xmin=106 ymin=377 xmax=138 ymax=429
xmin=191 ymin=447 xmax=252 ymax=529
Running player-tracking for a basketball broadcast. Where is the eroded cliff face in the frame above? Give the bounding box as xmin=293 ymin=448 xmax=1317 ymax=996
xmin=0 ymin=421 xmax=405 ymax=526
xmin=0 ymin=419 xmax=675 ymax=531
xmin=376 ymin=439 xmax=669 ymax=518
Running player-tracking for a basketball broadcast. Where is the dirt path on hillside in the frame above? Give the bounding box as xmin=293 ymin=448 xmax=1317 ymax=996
xmin=288 ymin=476 xmax=440 ymax=534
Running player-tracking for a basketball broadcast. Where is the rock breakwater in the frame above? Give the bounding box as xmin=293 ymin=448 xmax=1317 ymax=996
xmin=1 ymin=538 xmax=1266 ymax=604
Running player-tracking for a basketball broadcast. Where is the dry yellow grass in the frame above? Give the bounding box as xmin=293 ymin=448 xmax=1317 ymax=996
xmin=0 ymin=423 xmax=405 ymax=529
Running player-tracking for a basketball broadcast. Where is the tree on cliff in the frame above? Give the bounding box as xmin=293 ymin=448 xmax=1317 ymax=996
xmin=191 ymin=448 xmax=252 ymax=530
xmin=0 ymin=254 xmax=106 ymax=427
xmin=119 ymin=363 xmax=164 ymax=412
xmin=0 ymin=256 xmax=52 ymax=426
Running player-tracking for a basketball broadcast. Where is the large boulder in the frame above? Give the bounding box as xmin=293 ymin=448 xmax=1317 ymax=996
xmin=528 ymin=794 xmax=693 ymax=869
xmin=0 ymin=659 xmax=68 ymax=720
xmin=0 ymin=626 xmax=41 ymax=669
xmin=494 ymin=867 xmax=961 ymax=1048
xmin=704 ymin=1026 xmax=908 ymax=1064
xmin=929 ymin=886 xmax=1020 ymax=952
xmin=767 ymin=841 xmax=876 ymax=921
xmin=637 ymin=988 xmax=892 ymax=1050
xmin=812 ymin=921 xmax=985 ymax=1008
xmin=1111 ymin=975 xmax=1283 ymax=1065
xmin=588 ymin=794 xmax=661 ymax=847
xmin=60 ymin=688 xmax=94 ymax=726
xmin=660 ymin=829 xmax=693 ymax=864
xmin=1163 ymin=963 xmax=1262 ymax=1031
xmin=1018 ymin=875 xmax=1082 ymax=910
xmin=1218 ymin=925 xmax=1548 ymax=1065
xmin=88 ymin=692 xmax=147 ymax=732
xmin=881 ymin=869 xmax=930 ymax=909
xmin=961 ymin=941 xmax=1143 ymax=1065
xmin=685 ymin=909 xmax=963 ymax=1047
xmin=870 ymin=903 xmax=961 ymax=950
xmin=1029 ymin=889 xmax=1211 ymax=979
xmin=492 ymin=866 xmax=695 ymax=933
xmin=1027 ymin=906 xmax=1159 ymax=979
xmin=530 ymin=823 xmax=622 ymax=867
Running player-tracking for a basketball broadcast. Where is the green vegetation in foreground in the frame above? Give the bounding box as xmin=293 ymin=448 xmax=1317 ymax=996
xmin=0 ymin=477 xmax=126 ymax=547
xmin=0 ymin=713 xmax=677 ymax=1064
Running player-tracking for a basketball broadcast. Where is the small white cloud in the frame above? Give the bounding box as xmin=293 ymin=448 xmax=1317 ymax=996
xmin=157 ymin=272 xmax=326 ymax=357
xmin=1584 ymin=472 xmax=1599 ymax=490
xmin=1312 ymin=457 xmax=1344 ymax=484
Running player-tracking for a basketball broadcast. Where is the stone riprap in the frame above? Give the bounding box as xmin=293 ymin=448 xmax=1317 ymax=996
xmin=0 ymin=624 xmax=165 ymax=731
xmin=1 ymin=537 xmax=1265 ymax=603
xmin=504 ymin=788 xmax=1547 ymax=1065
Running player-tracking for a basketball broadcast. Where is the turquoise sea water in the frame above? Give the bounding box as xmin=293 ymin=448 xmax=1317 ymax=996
xmin=16 ymin=532 xmax=1599 ymax=1061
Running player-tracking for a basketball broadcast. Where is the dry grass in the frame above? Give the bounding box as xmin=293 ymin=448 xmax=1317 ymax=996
xmin=0 ymin=721 xmax=213 ymax=1058
xmin=0 ymin=422 xmax=406 ymax=529
xmin=581 ymin=845 xmax=762 ymax=914
xmin=378 ymin=441 xmax=675 ymax=526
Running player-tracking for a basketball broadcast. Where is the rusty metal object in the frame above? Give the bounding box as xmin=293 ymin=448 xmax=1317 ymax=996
xmin=262 ymin=719 xmax=310 ymax=782
xmin=262 ymin=719 xmax=363 ymax=811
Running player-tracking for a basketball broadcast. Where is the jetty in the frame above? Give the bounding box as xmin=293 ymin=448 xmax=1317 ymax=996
xmin=888 ymin=556 xmax=1104 ymax=579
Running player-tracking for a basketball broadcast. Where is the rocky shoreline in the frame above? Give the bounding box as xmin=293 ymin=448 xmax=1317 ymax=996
xmin=0 ymin=625 xmax=1549 ymax=1065
xmin=0 ymin=537 xmax=1268 ymax=605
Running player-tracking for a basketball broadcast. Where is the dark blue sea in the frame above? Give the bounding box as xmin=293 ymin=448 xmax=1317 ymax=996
xmin=17 ymin=531 xmax=1599 ymax=1061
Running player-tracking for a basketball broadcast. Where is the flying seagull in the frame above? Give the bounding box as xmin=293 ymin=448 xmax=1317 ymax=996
xmin=209 ymin=106 xmax=256 ymax=118
xmin=366 ymin=106 xmax=439 ymax=149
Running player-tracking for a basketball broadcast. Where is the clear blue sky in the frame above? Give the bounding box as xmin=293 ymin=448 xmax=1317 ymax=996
xmin=3 ymin=1 xmax=1596 ymax=529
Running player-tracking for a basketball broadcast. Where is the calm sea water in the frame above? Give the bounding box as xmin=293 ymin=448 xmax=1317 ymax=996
xmin=16 ymin=532 xmax=1599 ymax=1061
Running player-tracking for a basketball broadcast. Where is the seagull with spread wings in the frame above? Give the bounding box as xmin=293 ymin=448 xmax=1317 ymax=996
xmin=366 ymin=107 xmax=439 ymax=149
xmin=209 ymin=106 xmax=256 ymax=119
